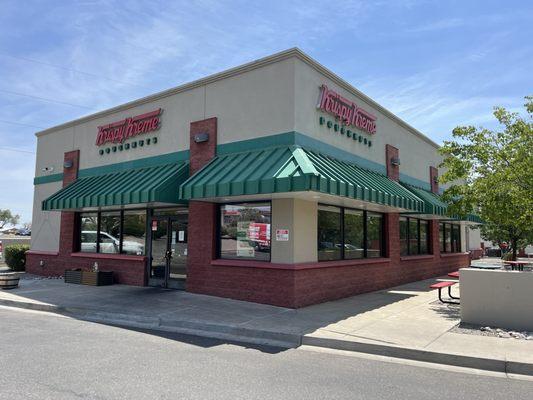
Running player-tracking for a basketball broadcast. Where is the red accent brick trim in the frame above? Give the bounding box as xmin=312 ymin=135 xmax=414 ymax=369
xmin=189 ymin=117 xmax=217 ymax=175
xmin=430 ymin=166 xmax=439 ymax=194
xmin=385 ymin=144 xmax=399 ymax=181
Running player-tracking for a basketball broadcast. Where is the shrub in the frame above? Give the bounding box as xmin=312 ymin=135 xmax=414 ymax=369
xmin=4 ymin=244 xmax=30 ymax=271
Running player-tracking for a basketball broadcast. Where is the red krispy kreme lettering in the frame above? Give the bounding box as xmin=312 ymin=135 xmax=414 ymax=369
xmin=95 ymin=109 xmax=162 ymax=146
xmin=317 ymin=85 xmax=377 ymax=134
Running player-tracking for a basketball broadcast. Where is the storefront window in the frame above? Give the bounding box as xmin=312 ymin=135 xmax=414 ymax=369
xmin=452 ymin=224 xmax=461 ymax=253
xmin=445 ymin=224 xmax=452 ymax=252
xmin=400 ymin=217 xmax=409 ymax=256
xmin=440 ymin=223 xmax=461 ymax=253
xmin=122 ymin=211 xmax=146 ymax=255
xmin=317 ymin=205 xmax=342 ymax=261
xmin=80 ymin=213 xmax=98 ymax=253
xmin=409 ymin=218 xmax=419 ymax=255
xmin=420 ymin=220 xmax=429 ymax=254
xmin=219 ymin=203 xmax=271 ymax=261
xmin=367 ymin=212 xmax=383 ymax=258
xmin=318 ymin=206 xmax=384 ymax=261
xmin=344 ymin=209 xmax=364 ymax=259
xmin=78 ymin=210 xmax=147 ymax=255
xmin=439 ymin=223 xmax=445 ymax=252
xmin=99 ymin=212 xmax=121 ymax=254
xmin=400 ymin=217 xmax=430 ymax=256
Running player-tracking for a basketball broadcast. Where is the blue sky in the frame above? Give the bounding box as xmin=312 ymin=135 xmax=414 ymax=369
xmin=0 ymin=0 xmax=532 ymax=224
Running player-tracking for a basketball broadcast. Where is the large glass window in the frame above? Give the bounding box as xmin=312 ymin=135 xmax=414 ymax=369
xmin=452 ymin=224 xmax=461 ymax=253
xmin=219 ymin=202 xmax=271 ymax=261
xmin=344 ymin=209 xmax=364 ymax=259
xmin=122 ymin=211 xmax=147 ymax=255
xmin=440 ymin=223 xmax=462 ymax=253
xmin=78 ymin=210 xmax=147 ymax=255
xmin=445 ymin=224 xmax=452 ymax=252
xmin=420 ymin=220 xmax=429 ymax=254
xmin=318 ymin=206 xmax=384 ymax=261
xmin=80 ymin=213 xmax=98 ymax=253
xmin=400 ymin=217 xmax=430 ymax=256
xmin=99 ymin=212 xmax=121 ymax=254
xmin=367 ymin=213 xmax=383 ymax=258
xmin=409 ymin=218 xmax=419 ymax=255
xmin=399 ymin=217 xmax=409 ymax=256
xmin=318 ymin=205 xmax=342 ymax=261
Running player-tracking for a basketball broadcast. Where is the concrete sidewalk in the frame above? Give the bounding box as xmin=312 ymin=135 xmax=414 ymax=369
xmin=1 ymin=273 xmax=532 ymax=375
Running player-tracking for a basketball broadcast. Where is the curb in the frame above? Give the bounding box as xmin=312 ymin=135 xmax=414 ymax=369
xmin=2 ymin=297 xmax=532 ymax=376
xmin=0 ymin=299 xmax=301 ymax=349
xmin=301 ymin=335 xmax=533 ymax=376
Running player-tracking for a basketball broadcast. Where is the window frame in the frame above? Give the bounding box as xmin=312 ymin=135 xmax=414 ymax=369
xmin=217 ymin=200 xmax=273 ymax=262
xmin=318 ymin=204 xmax=385 ymax=261
xmin=399 ymin=216 xmax=431 ymax=256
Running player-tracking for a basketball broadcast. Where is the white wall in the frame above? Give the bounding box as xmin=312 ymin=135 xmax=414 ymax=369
xmin=30 ymin=182 xmax=62 ymax=252
xmin=461 ymin=268 xmax=533 ymax=331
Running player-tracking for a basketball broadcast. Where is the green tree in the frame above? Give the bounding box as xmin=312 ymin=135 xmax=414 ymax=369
xmin=439 ymin=96 xmax=533 ymax=261
xmin=0 ymin=209 xmax=20 ymax=229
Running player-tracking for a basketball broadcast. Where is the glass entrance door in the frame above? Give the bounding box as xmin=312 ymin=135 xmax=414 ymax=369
xmin=149 ymin=214 xmax=188 ymax=289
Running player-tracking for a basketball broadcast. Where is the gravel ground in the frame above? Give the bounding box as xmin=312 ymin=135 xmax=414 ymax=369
xmin=451 ymin=323 xmax=533 ymax=341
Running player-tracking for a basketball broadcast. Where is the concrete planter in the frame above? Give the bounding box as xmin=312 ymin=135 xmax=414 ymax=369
xmin=0 ymin=272 xmax=20 ymax=290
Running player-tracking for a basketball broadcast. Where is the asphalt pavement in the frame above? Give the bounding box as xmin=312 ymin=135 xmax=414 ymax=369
xmin=1 ymin=307 xmax=532 ymax=400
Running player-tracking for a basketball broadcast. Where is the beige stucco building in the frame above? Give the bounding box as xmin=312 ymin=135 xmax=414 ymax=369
xmin=27 ymin=48 xmax=481 ymax=307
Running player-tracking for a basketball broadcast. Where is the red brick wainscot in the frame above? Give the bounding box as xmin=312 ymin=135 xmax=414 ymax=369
xmin=187 ymin=213 xmax=469 ymax=308
xmin=25 ymin=251 xmax=147 ymax=286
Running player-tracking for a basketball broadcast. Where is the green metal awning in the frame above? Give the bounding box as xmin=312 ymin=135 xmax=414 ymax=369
xmin=401 ymin=183 xmax=448 ymax=216
xmin=43 ymin=162 xmax=188 ymax=211
xmin=179 ymin=146 xmax=424 ymax=212
xmin=401 ymin=183 xmax=483 ymax=223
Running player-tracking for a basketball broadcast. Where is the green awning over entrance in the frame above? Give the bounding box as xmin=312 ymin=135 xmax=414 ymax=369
xmin=179 ymin=146 xmax=424 ymax=212
xmin=42 ymin=162 xmax=188 ymax=211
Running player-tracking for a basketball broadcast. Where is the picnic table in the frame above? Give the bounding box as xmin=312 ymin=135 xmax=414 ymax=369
xmin=503 ymin=260 xmax=531 ymax=271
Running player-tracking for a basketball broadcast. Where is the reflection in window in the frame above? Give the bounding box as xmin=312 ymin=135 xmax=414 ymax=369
xmin=318 ymin=205 xmax=342 ymax=261
xmin=122 ymin=211 xmax=146 ymax=255
xmin=80 ymin=213 xmax=98 ymax=253
xmin=344 ymin=209 xmax=364 ymax=259
xmin=409 ymin=218 xmax=419 ymax=255
xmin=99 ymin=212 xmax=121 ymax=254
xmin=219 ymin=203 xmax=271 ymax=261
xmin=366 ymin=213 xmax=383 ymax=258
xmin=78 ymin=210 xmax=147 ymax=255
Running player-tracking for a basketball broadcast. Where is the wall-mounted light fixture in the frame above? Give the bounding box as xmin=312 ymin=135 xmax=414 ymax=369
xmin=390 ymin=157 xmax=401 ymax=166
xmin=194 ymin=132 xmax=209 ymax=143
xmin=41 ymin=166 xmax=54 ymax=173
xmin=63 ymin=160 xmax=73 ymax=168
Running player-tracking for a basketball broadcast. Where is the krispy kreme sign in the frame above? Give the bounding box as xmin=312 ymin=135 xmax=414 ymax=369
xmin=95 ymin=109 xmax=162 ymax=146
xmin=317 ymin=85 xmax=376 ymax=134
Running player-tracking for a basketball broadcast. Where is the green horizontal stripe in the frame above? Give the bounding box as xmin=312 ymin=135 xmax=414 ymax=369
xmin=34 ymin=173 xmax=64 ymax=185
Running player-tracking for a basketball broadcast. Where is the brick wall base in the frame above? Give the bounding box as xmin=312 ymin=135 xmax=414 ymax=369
xmin=187 ymin=253 xmax=469 ymax=308
xmin=26 ymin=252 xmax=146 ymax=286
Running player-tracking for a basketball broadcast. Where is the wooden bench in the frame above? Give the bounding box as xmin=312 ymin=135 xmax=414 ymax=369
xmin=430 ymin=281 xmax=460 ymax=304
